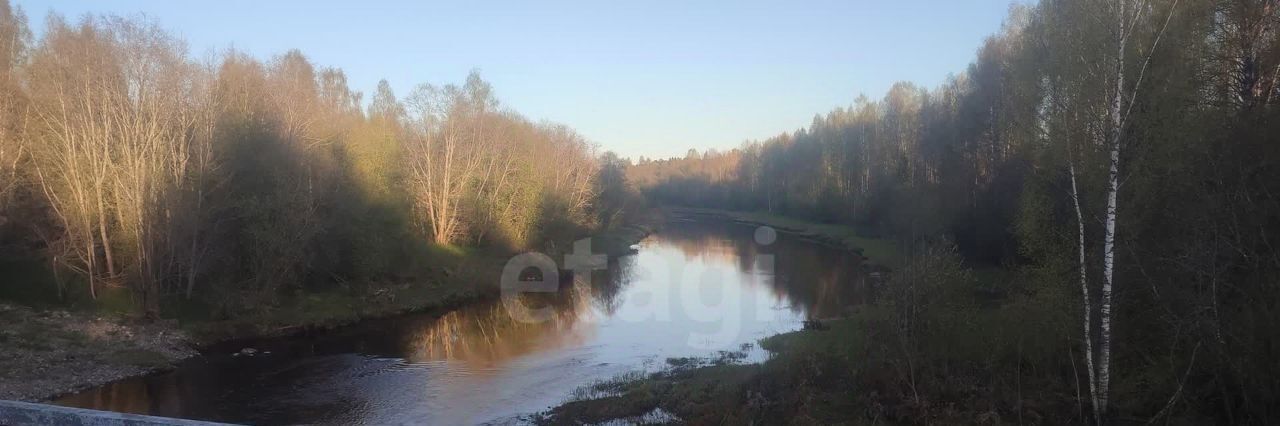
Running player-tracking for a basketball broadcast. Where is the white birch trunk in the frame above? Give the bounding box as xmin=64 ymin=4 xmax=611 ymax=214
xmin=1097 ymin=0 xmax=1129 ymax=416
xmin=1070 ymin=161 xmax=1101 ymax=423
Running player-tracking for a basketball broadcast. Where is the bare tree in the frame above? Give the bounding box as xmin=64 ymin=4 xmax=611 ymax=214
xmin=0 ymin=0 xmax=28 ymax=215
xmin=404 ymin=77 xmax=490 ymax=245
xmin=25 ymin=15 xmax=209 ymax=314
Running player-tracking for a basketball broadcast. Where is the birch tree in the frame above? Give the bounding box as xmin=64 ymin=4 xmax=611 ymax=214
xmin=1068 ymin=0 xmax=1181 ymax=421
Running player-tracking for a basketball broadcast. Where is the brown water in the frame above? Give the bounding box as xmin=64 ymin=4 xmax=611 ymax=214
xmin=55 ymin=220 xmax=867 ymax=425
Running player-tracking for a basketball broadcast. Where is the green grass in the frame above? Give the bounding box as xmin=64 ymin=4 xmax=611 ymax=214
xmin=181 ymin=281 xmax=476 ymax=342
xmin=739 ymin=210 xmax=900 ymax=266
xmin=673 ymin=207 xmax=902 ymax=267
xmin=543 ymin=362 xmax=760 ymax=425
xmin=279 ymin=290 xmax=364 ymax=325
xmin=425 ymin=243 xmax=472 ymax=259
xmin=84 ymin=286 xmax=137 ymax=315
xmin=541 ymin=262 xmax=1079 ymax=424
xmin=758 ymin=308 xmax=879 ymax=355
xmin=0 ymin=259 xmax=147 ymax=316
xmin=567 ymin=370 xmax=650 ymax=402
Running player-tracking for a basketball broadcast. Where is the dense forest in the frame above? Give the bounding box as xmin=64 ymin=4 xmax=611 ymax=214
xmin=631 ymin=0 xmax=1279 ymax=422
xmin=0 ymin=2 xmax=632 ymax=318
xmin=2 ymin=0 xmax=1279 ymax=423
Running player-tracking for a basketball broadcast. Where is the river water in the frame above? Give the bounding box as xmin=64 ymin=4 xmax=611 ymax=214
xmin=55 ymin=219 xmax=866 ymax=425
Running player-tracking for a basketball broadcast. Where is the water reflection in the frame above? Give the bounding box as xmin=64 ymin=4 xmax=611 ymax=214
xmin=409 ymin=281 xmax=599 ymax=367
xmin=656 ymin=220 xmax=869 ymax=319
xmin=56 ymin=220 xmax=866 ymax=425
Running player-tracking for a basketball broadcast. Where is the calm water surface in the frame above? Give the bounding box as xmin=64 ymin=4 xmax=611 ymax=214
xmin=56 ymin=220 xmax=866 ymax=425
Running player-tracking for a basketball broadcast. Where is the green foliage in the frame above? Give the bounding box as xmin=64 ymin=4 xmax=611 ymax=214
xmin=0 ymin=5 xmax=613 ymax=324
xmin=623 ymin=0 xmax=1280 ymax=422
xmin=593 ymin=152 xmax=643 ymax=230
xmin=553 ymin=253 xmax=1082 ymax=424
xmin=0 ymin=0 xmax=1276 ymax=422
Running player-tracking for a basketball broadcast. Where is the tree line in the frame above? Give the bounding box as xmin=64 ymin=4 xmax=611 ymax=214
xmin=0 ymin=2 xmax=616 ymax=318
xmin=633 ymin=0 xmax=1278 ymax=422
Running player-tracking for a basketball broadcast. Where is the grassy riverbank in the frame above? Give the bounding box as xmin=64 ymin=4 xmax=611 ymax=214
xmin=539 ymin=210 xmax=1086 ymax=425
xmin=540 ymin=280 xmax=1071 ymax=425
xmin=668 ymin=207 xmax=900 ymax=268
xmin=185 ymin=216 xmax=662 ymax=344
xmin=0 ymin=213 xmax=662 ymax=402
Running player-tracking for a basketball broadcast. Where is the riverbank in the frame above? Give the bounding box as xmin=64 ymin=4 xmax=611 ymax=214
xmin=1 ymin=251 xmax=500 ymax=402
xmin=667 ymin=207 xmax=899 ymax=268
xmin=0 ymin=212 xmax=663 ymax=403
xmin=538 ymin=210 xmax=1073 ymax=425
xmin=185 ymin=214 xmax=663 ymax=344
xmin=539 ymin=290 xmax=1065 ymax=425
xmin=0 ymin=303 xmax=197 ymax=402
xmin=536 ymin=315 xmax=873 ymax=425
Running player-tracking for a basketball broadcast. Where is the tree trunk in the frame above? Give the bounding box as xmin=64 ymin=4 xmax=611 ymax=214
xmin=1070 ymin=162 xmax=1101 ymax=423
xmin=85 ymin=237 xmax=97 ymax=299
xmin=97 ymin=191 xmax=116 ymax=278
xmin=1096 ymin=0 xmax=1129 ymax=416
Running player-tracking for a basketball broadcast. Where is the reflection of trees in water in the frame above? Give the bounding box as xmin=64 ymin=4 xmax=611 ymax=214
xmin=407 ymin=250 xmax=642 ymax=369
xmin=652 ymin=221 xmax=869 ymax=320
xmin=653 ymin=222 xmax=761 ymax=268
xmin=408 ymin=281 xmax=598 ymax=367
xmin=406 ymin=219 xmax=867 ymax=368
xmin=589 ymin=254 xmax=638 ymax=315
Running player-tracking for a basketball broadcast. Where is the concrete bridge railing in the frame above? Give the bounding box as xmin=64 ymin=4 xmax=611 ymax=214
xmin=0 ymin=400 xmax=238 ymax=426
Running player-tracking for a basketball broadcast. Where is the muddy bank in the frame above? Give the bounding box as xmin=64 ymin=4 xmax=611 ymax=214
xmin=0 ymin=303 xmax=197 ymax=402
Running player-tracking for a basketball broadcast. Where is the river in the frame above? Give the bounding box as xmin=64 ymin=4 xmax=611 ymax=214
xmin=55 ymin=219 xmax=867 ymax=425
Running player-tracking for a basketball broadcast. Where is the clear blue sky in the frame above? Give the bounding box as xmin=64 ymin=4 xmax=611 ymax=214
xmin=18 ymin=0 xmax=1019 ymax=160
